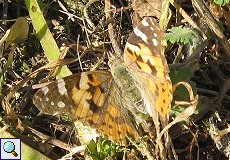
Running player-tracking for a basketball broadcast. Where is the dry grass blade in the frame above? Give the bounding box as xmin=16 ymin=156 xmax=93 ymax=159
xmin=0 ymin=125 xmax=9 ymax=137
xmin=3 ymin=58 xmax=78 ymax=108
xmin=28 ymin=126 xmax=86 ymax=154
xmin=83 ymin=0 xmax=99 ymax=30
xmin=2 ymin=57 xmax=78 ymax=131
xmin=61 ymin=145 xmax=87 ymax=159
xmin=160 ymin=82 xmax=198 ymax=138
xmin=209 ymin=113 xmax=230 ymax=158
xmin=1 ymin=1 xmax=229 ymax=159
xmin=128 ymin=137 xmax=154 ymax=160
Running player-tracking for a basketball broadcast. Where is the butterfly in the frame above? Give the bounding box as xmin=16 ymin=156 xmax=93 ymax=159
xmin=33 ymin=17 xmax=172 ymax=145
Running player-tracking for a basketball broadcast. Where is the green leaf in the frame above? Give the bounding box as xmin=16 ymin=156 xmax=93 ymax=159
xmin=5 ymin=17 xmax=29 ymax=48
xmin=169 ymin=67 xmax=204 ymax=119
xmin=170 ymin=67 xmax=197 ymax=101
xmin=214 ymin=0 xmax=230 ymax=6
xmin=170 ymin=67 xmax=193 ymax=84
xmin=216 ymin=20 xmax=225 ymax=32
xmin=0 ymin=51 xmax=14 ymax=98
xmin=172 ymin=101 xmax=205 ymax=121
xmin=0 ymin=72 xmax=3 ymax=98
xmin=87 ymin=139 xmax=119 ymax=159
xmin=165 ymin=26 xmax=201 ymax=45
xmin=87 ymin=140 xmax=100 ymax=160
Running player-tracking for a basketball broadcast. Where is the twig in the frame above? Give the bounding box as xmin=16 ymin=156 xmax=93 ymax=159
xmin=57 ymin=0 xmax=74 ymax=22
xmin=104 ymin=0 xmax=123 ymax=57
xmin=197 ymin=87 xmax=230 ymax=101
xmin=90 ymin=52 xmax=106 ymax=71
xmin=28 ymin=126 xmax=86 ymax=153
xmin=173 ymin=44 xmax=184 ymax=64
xmin=50 ymin=7 xmax=83 ymax=21
xmin=105 ymin=6 xmax=132 ymax=14
xmin=117 ymin=0 xmax=132 ymax=23
xmin=169 ymin=39 xmax=209 ymax=69
xmin=206 ymin=58 xmax=226 ymax=82
xmin=192 ymin=0 xmax=230 ymax=58
xmin=216 ymin=78 xmax=230 ymax=103
xmin=169 ymin=0 xmax=207 ymax=39
xmin=76 ymin=35 xmax=83 ymax=71
xmin=83 ymin=0 xmax=99 ymax=30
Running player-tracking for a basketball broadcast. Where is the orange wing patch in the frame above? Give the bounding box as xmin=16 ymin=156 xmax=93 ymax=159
xmin=124 ymin=17 xmax=172 ymax=119
xmin=33 ymin=71 xmax=140 ymax=145
xmin=33 ymin=17 xmax=172 ymax=146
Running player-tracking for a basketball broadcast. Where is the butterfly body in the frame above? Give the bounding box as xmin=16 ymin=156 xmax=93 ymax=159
xmin=110 ymin=58 xmax=146 ymax=114
xmin=33 ymin=17 xmax=172 ymax=144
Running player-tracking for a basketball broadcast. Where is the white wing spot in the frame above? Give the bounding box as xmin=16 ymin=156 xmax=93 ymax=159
xmin=153 ymin=33 xmax=157 ymax=37
xmin=51 ymin=101 xmax=54 ymax=105
xmin=126 ymin=42 xmax=141 ymax=54
xmin=142 ymin=18 xmax=150 ymax=26
xmin=152 ymin=39 xmax=158 ymax=46
xmin=58 ymin=101 xmax=65 ymax=108
xmin=41 ymin=87 xmax=49 ymax=95
xmin=134 ymin=27 xmax=148 ymax=44
xmin=45 ymin=97 xmax=49 ymax=101
xmin=150 ymin=27 xmax=155 ymax=31
xmin=57 ymin=79 xmax=67 ymax=95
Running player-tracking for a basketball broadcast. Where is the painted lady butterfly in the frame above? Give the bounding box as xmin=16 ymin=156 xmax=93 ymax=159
xmin=33 ymin=17 xmax=172 ymax=145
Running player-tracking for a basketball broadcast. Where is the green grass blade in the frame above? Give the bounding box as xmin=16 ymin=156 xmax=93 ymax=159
xmin=24 ymin=0 xmax=72 ymax=78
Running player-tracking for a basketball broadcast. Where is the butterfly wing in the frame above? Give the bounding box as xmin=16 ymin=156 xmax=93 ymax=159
xmin=123 ymin=17 xmax=172 ymax=119
xmin=33 ymin=71 xmax=140 ymax=144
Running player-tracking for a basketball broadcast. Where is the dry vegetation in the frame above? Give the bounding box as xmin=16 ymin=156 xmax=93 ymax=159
xmin=0 ymin=0 xmax=230 ymax=159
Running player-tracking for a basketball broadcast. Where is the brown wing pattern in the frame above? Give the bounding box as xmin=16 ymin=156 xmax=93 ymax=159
xmin=33 ymin=17 xmax=172 ymax=145
xmin=33 ymin=71 xmax=140 ymax=144
xmin=123 ymin=17 xmax=172 ymax=119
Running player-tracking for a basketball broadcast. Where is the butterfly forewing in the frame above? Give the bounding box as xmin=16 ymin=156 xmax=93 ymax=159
xmin=123 ymin=17 xmax=172 ymax=119
xmin=34 ymin=71 xmax=110 ymax=117
xmin=33 ymin=71 xmax=140 ymax=144
xmin=124 ymin=17 xmax=169 ymax=78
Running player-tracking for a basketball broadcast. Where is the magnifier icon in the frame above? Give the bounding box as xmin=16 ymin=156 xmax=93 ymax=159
xmin=3 ymin=141 xmax=18 ymax=157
